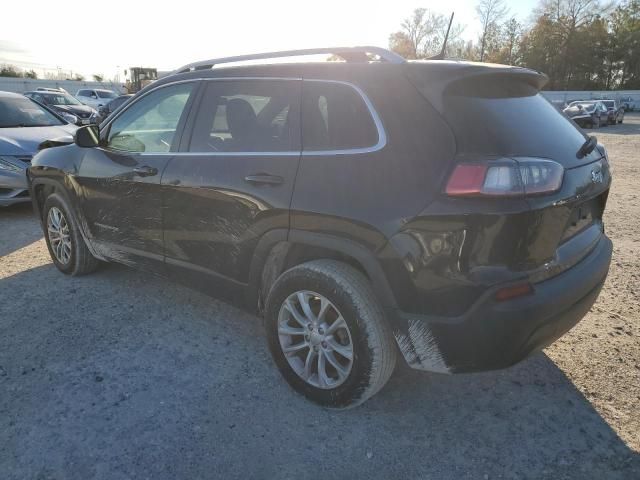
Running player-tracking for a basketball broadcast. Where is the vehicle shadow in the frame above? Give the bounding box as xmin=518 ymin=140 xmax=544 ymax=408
xmin=1 ymin=263 xmax=638 ymax=480
xmin=0 ymin=203 xmax=42 ymax=257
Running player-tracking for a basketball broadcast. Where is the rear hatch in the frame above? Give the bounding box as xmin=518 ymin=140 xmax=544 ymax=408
xmin=407 ymin=62 xmax=611 ymax=277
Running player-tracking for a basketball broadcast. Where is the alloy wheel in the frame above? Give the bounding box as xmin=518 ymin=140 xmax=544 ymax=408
xmin=277 ymin=291 xmax=354 ymax=389
xmin=47 ymin=206 xmax=72 ymax=265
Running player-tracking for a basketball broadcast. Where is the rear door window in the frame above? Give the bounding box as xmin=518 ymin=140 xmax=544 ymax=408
xmin=301 ymin=81 xmax=379 ymax=152
xmin=188 ymin=79 xmax=300 ymax=153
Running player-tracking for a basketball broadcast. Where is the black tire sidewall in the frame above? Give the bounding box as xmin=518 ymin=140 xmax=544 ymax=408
xmin=265 ymin=267 xmax=379 ymax=408
xmin=43 ymin=194 xmax=79 ymax=274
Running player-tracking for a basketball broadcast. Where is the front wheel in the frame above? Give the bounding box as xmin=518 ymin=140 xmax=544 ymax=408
xmin=43 ymin=193 xmax=100 ymax=275
xmin=265 ymin=260 xmax=396 ymax=408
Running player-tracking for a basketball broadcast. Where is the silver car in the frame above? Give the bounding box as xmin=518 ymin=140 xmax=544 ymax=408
xmin=0 ymin=91 xmax=77 ymax=206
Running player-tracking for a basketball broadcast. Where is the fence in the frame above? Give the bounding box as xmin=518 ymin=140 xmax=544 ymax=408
xmin=0 ymin=77 xmax=127 ymax=95
xmin=542 ymin=90 xmax=640 ymax=109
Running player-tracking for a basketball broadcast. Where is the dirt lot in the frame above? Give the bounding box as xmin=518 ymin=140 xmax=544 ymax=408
xmin=1 ymin=116 xmax=639 ymax=479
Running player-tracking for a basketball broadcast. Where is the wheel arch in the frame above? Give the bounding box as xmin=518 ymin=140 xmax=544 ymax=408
xmin=29 ymin=177 xmax=105 ymax=261
xmin=247 ymin=229 xmax=397 ymax=315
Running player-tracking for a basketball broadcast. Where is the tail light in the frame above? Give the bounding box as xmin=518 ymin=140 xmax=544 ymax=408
xmin=445 ymin=158 xmax=564 ymax=197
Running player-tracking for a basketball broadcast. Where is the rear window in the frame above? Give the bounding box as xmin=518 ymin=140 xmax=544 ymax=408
xmin=97 ymin=91 xmax=117 ymax=99
xmin=302 ymin=81 xmax=378 ymax=151
xmin=443 ymin=78 xmax=589 ymax=162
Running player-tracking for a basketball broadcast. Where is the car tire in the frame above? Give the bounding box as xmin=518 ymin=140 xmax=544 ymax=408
xmin=264 ymin=259 xmax=396 ymax=409
xmin=42 ymin=193 xmax=100 ymax=276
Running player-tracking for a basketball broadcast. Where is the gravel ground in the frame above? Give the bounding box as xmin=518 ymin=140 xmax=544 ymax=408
xmin=1 ymin=116 xmax=639 ymax=479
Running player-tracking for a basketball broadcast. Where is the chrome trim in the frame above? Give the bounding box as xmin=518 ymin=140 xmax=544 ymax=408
xmin=105 ymin=77 xmax=386 ymax=157
xmin=174 ymin=46 xmax=406 ymax=74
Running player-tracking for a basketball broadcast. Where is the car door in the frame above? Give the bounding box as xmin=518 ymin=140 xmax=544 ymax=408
xmin=161 ymin=78 xmax=302 ymax=302
xmin=75 ymin=81 xmax=198 ymax=272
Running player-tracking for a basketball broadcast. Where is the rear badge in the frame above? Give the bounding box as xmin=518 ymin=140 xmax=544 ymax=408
xmin=591 ymin=169 xmax=603 ymax=184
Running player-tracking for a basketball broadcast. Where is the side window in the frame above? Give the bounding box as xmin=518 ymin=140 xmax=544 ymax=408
xmin=107 ymin=82 xmax=194 ymax=153
xmin=302 ymin=82 xmax=379 ymax=151
xmin=188 ymin=80 xmax=300 ymax=152
xmin=77 ymin=90 xmax=86 ymax=97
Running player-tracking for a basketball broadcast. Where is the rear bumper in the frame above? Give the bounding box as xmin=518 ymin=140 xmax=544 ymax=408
xmin=388 ymin=235 xmax=612 ymax=373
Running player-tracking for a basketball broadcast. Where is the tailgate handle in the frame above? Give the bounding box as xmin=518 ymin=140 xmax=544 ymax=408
xmin=244 ymin=174 xmax=284 ymax=185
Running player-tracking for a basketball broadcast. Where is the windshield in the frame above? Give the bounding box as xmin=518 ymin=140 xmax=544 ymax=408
xmin=568 ymin=102 xmax=595 ymax=111
xmin=0 ymin=96 xmax=64 ymax=128
xmin=43 ymin=93 xmax=83 ymax=106
xmin=97 ymin=90 xmax=117 ymax=99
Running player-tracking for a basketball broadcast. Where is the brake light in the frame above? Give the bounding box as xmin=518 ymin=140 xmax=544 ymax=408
xmin=445 ymin=158 xmax=564 ymax=197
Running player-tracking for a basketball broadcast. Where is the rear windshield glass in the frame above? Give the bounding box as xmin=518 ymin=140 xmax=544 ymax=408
xmin=443 ymin=79 xmax=587 ymax=159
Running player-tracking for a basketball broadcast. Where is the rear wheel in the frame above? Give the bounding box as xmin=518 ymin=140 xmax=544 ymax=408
xmin=43 ymin=193 xmax=100 ymax=276
xmin=265 ymin=260 xmax=396 ymax=408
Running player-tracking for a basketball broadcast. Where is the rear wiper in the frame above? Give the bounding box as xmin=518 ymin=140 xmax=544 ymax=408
xmin=577 ymin=135 xmax=597 ymax=159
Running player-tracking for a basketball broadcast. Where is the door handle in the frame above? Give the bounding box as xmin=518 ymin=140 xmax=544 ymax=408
xmin=244 ymin=174 xmax=284 ymax=185
xmin=133 ymin=165 xmax=158 ymax=177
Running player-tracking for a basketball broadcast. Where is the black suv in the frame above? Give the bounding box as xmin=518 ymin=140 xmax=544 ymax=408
xmin=28 ymin=47 xmax=612 ymax=408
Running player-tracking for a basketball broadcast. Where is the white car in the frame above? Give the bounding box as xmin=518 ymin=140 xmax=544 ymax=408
xmin=75 ymin=88 xmax=118 ymax=109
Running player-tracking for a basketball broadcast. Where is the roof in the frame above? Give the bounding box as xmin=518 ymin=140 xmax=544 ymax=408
xmin=0 ymin=91 xmax=26 ymax=99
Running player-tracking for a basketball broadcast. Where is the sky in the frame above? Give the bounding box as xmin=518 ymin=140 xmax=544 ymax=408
xmin=1 ymin=0 xmax=538 ymax=80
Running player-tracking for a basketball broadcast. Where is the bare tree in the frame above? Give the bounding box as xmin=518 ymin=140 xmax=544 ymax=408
xmin=390 ymin=8 xmax=464 ymax=59
xmin=476 ymin=0 xmax=508 ymax=61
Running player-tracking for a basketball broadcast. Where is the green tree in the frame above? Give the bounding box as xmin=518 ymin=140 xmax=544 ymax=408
xmin=92 ymin=74 xmax=103 ymax=82
xmin=0 ymin=64 xmax=22 ymax=77
xmin=24 ymin=70 xmax=38 ymax=79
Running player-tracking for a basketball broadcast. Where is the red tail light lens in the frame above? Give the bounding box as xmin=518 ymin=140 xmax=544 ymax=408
xmin=445 ymin=158 xmax=564 ymax=197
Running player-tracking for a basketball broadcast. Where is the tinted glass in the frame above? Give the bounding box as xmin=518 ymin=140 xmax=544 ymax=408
xmin=107 ymin=83 xmax=193 ymax=153
xmin=301 ymin=81 xmax=378 ymax=151
xmin=109 ymin=96 xmax=129 ymax=110
xmin=42 ymin=93 xmax=82 ymax=106
xmin=97 ymin=90 xmax=117 ymax=99
xmin=0 ymin=96 xmax=63 ymax=127
xmin=77 ymin=90 xmax=88 ymax=96
xmin=189 ymin=80 xmax=300 ymax=152
xmin=444 ymin=78 xmax=589 ymax=165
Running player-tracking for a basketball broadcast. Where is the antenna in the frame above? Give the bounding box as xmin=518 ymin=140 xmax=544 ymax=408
xmin=430 ymin=12 xmax=455 ymax=60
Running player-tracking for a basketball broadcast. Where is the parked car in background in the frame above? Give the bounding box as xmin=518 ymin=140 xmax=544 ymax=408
xmin=601 ymin=99 xmax=624 ymax=124
xmin=75 ymin=89 xmax=118 ymax=109
xmin=95 ymin=94 xmax=133 ymax=124
xmin=563 ymin=101 xmax=609 ymax=128
xmin=36 ymin=87 xmax=68 ymax=94
xmin=0 ymin=91 xmax=76 ymax=206
xmin=619 ymin=96 xmax=635 ymax=111
xmin=28 ymin=47 xmax=612 ymax=408
xmin=24 ymin=91 xmax=97 ymax=125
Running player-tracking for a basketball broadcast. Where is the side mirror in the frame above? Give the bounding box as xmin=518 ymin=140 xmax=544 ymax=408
xmin=75 ymin=125 xmax=100 ymax=148
xmin=91 ymin=94 xmax=97 ymax=99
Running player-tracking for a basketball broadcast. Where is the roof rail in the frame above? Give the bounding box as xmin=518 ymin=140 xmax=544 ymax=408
xmin=173 ymin=46 xmax=406 ymax=74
